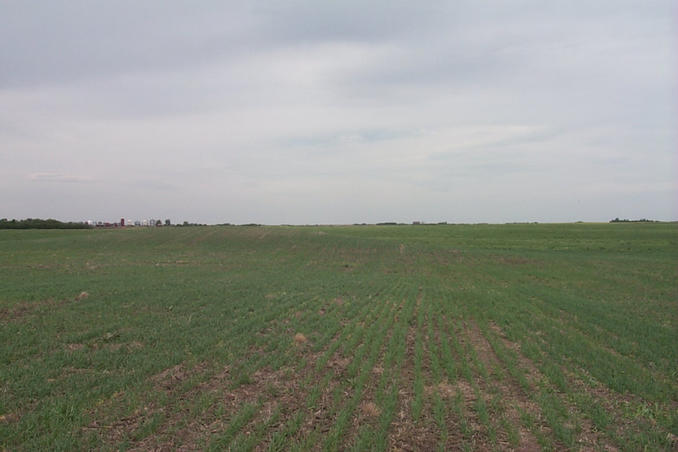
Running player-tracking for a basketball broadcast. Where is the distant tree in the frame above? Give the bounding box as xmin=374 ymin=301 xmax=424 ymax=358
xmin=165 ymin=219 xmax=171 ymax=226
xmin=155 ymin=220 xmax=162 ymax=227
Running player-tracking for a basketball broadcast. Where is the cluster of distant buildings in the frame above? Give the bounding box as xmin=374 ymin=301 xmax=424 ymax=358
xmin=86 ymin=218 xmax=171 ymax=228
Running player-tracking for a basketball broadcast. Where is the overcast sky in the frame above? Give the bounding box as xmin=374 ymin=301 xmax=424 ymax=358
xmin=1 ymin=1 xmax=676 ymax=224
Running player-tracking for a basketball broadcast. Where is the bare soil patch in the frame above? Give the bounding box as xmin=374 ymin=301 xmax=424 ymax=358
xmin=83 ymin=394 xmax=155 ymax=447
xmin=150 ymin=363 xmax=199 ymax=393
xmin=293 ymin=332 xmax=308 ymax=344
xmin=128 ymin=341 xmax=144 ymax=350
xmin=0 ymin=294 xmax=83 ymax=322
xmin=361 ymin=401 xmax=381 ymax=418
xmin=84 ymin=362 xmax=217 ymax=447
xmin=129 ymin=364 xmax=303 ymax=451
xmin=0 ymin=412 xmax=19 ymax=423
xmin=142 ymin=328 xmax=348 ymax=450
xmin=290 ymin=377 xmax=340 ymax=445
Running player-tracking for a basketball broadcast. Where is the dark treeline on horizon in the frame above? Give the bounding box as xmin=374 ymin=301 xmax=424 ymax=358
xmin=609 ymin=218 xmax=660 ymax=223
xmin=0 ymin=218 xmax=92 ymax=229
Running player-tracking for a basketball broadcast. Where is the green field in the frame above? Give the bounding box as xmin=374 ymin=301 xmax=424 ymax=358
xmin=1 ymin=223 xmax=677 ymax=451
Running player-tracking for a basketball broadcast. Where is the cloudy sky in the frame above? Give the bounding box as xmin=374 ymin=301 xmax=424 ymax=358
xmin=1 ymin=1 xmax=676 ymax=224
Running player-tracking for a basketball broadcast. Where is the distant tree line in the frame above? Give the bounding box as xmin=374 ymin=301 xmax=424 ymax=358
xmin=0 ymin=218 xmax=92 ymax=229
xmin=177 ymin=221 xmax=207 ymax=227
xmin=374 ymin=221 xmax=450 ymax=226
xmin=609 ymin=218 xmax=658 ymax=223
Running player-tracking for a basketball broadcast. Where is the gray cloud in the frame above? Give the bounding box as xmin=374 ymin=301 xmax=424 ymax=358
xmin=29 ymin=172 xmax=94 ymax=183
xmin=1 ymin=1 xmax=676 ymax=224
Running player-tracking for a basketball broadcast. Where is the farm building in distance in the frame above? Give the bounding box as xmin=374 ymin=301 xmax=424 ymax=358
xmin=85 ymin=218 xmax=171 ymax=228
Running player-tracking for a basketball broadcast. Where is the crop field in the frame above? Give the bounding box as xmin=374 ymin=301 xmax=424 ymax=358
xmin=1 ymin=223 xmax=677 ymax=451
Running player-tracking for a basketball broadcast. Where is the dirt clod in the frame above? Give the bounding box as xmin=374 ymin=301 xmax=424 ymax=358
xmin=361 ymin=401 xmax=381 ymax=417
xmin=294 ymin=333 xmax=308 ymax=344
xmin=0 ymin=413 xmax=19 ymax=423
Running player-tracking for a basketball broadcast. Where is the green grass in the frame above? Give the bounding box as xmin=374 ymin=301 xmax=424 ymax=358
xmin=1 ymin=223 xmax=676 ymax=450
